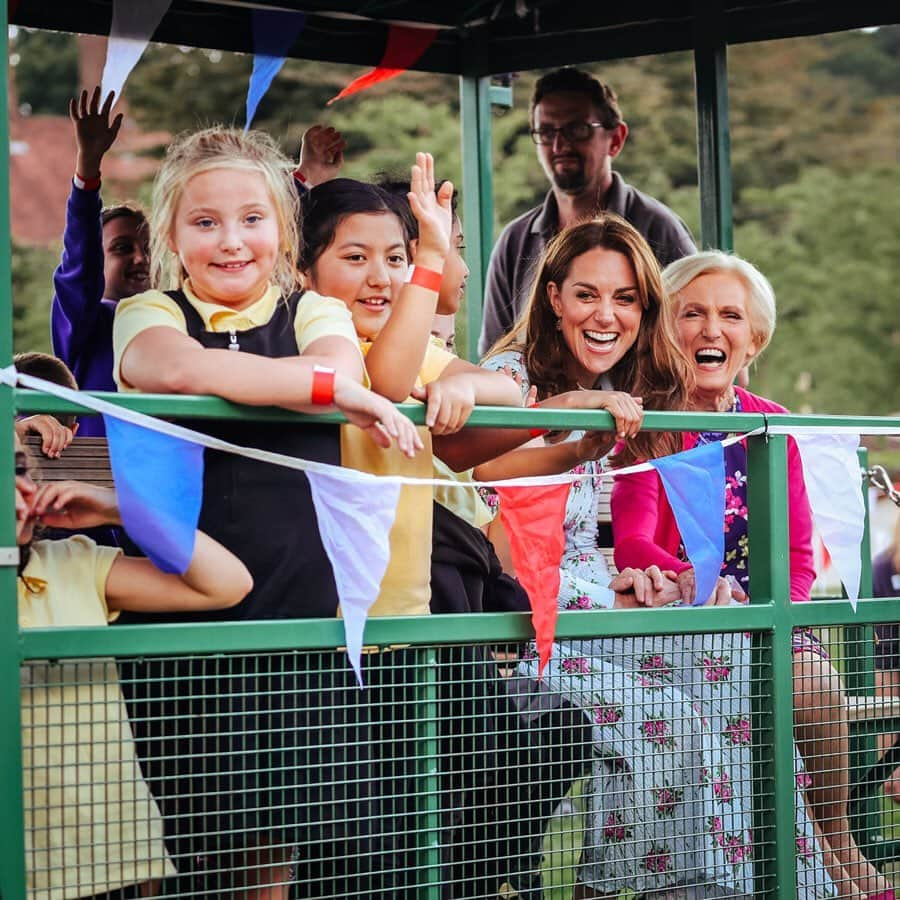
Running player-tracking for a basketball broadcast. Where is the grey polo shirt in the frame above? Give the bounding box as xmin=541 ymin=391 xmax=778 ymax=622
xmin=477 ymin=172 xmax=696 ymax=355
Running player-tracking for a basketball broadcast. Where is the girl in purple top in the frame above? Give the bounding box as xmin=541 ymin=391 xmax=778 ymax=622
xmin=50 ymin=89 xmax=150 ymax=434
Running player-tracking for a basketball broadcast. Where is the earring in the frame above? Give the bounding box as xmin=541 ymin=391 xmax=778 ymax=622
xmin=555 ymin=317 xmax=562 ymax=331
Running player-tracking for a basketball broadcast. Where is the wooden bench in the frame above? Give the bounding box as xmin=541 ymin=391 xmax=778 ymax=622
xmin=24 ymin=434 xmax=113 ymax=487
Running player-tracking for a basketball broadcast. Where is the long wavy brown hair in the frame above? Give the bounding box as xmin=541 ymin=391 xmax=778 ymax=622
xmin=485 ymin=214 xmax=694 ymax=466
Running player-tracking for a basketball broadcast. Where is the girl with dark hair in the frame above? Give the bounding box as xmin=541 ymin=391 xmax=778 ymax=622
xmin=51 ymin=88 xmax=150 ymax=432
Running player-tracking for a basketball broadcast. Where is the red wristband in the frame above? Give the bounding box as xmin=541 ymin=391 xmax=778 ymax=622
xmin=526 ymin=399 xmax=549 ymax=439
xmin=405 ymin=265 xmax=443 ymax=293
xmin=74 ymin=173 xmax=101 ymax=191
xmin=311 ymin=365 xmax=335 ymax=406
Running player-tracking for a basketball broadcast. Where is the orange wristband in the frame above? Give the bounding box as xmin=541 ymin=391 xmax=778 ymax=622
xmin=406 ymin=265 xmax=443 ymax=293
xmin=311 ymin=365 xmax=335 ymax=406
xmin=527 ymin=398 xmax=548 ymax=439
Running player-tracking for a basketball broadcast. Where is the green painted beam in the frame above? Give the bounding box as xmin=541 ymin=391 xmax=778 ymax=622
xmin=693 ymin=0 xmax=734 ymax=250
xmin=459 ymin=45 xmax=495 ymax=361
xmin=0 ymin=0 xmax=28 ymax=891
xmin=747 ymin=434 xmax=796 ymax=900
xmin=15 ymin=389 xmax=897 ymax=434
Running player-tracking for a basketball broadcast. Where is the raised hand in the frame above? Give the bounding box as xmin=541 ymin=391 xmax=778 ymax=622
xmin=70 ymin=87 xmax=123 ymax=180
xmin=297 ymin=124 xmax=346 ymax=187
xmin=407 ymin=152 xmax=452 ymax=261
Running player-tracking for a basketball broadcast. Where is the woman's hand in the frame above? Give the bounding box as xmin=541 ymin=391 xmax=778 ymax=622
xmin=408 ymin=152 xmax=453 ymax=262
xmin=70 ymin=87 xmax=122 ymax=180
xmin=574 ymin=430 xmax=616 ymax=463
xmin=333 ymin=375 xmax=424 ymax=458
xmin=677 ymin=568 xmax=749 ymax=606
xmin=31 ymin=480 xmax=120 ymax=530
xmin=15 ymin=415 xmax=75 ymax=458
xmin=297 ymin=124 xmax=346 ymax=187
xmin=410 ymin=374 xmax=476 ymax=435
xmin=610 ymin=566 xmax=682 ymax=608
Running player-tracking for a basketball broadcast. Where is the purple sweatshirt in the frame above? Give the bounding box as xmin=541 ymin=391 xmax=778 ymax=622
xmin=50 ymin=183 xmax=116 ymax=436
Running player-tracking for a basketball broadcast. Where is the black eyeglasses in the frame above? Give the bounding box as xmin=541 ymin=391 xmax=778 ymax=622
xmin=530 ymin=121 xmax=607 ymax=145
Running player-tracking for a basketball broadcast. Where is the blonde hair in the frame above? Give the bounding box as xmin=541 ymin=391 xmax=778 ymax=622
xmin=662 ymin=250 xmax=777 ymax=356
xmin=485 ymin=214 xmax=694 ymax=467
xmin=149 ymin=127 xmax=300 ymax=299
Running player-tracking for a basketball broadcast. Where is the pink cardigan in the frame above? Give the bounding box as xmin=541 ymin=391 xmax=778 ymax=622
xmin=611 ymin=388 xmax=816 ymax=601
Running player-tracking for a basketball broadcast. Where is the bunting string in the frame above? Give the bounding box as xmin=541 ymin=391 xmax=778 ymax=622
xmin=1 ymin=368 xmax=769 ymax=489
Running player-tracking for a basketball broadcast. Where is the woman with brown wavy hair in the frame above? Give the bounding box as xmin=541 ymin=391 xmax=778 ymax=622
xmin=475 ymin=216 xmax=834 ymax=898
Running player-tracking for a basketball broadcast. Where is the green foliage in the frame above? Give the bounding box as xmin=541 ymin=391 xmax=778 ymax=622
xmin=11 ymin=30 xmax=79 ymax=115
xmin=8 ymin=26 xmax=899 ymax=414
xmin=11 ymin=243 xmax=57 ymax=355
xmin=736 ymin=165 xmax=900 ymax=415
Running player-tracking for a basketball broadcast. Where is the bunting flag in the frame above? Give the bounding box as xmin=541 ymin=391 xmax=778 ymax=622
xmin=327 ymin=25 xmax=438 ymax=105
xmin=495 ymin=483 xmax=571 ymax=678
xmin=103 ymin=414 xmax=203 ymax=575
xmin=651 ymin=441 xmax=726 ymax=607
xmin=308 ymin=470 xmax=401 ymax=686
xmin=244 ymin=8 xmax=307 ymax=129
xmin=101 ymin=0 xmax=173 ymax=102
xmin=794 ymin=433 xmax=865 ymax=608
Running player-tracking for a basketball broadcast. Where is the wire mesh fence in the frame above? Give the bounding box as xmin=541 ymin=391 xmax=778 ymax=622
xmin=15 ymin=619 xmax=900 ymax=899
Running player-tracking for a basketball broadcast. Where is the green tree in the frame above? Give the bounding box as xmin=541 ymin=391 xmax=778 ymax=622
xmin=12 ymin=29 xmax=79 ymax=115
xmin=12 ymin=243 xmax=57 ymax=355
xmin=736 ymin=165 xmax=900 ymax=415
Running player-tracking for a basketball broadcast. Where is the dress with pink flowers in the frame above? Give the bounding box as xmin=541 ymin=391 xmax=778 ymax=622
xmin=482 ymin=350 xmax=835 ymax=897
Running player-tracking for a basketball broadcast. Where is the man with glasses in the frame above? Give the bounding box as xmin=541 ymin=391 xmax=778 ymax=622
xmin=478 ymin=67 xmax=696 ymax=354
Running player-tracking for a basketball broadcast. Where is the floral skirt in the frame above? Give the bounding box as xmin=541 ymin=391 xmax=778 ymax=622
xmin=521 ymin=633 xmax=836 ymax=898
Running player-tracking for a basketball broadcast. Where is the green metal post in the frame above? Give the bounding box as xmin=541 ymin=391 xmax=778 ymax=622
xmin=693 ymin=0 xmax=734 ymax=251
xmin=747 ymin=434 xmax=795 ymax=899
xmin=0 ymin=2 xmax=28 ymax=896
xmin=846 ymin=448 xmax=880 ymax=848
xmin=459 ymin=59 xmax=495 ymax=362
xmin=415 ymin=647 xmax=441 ymax=898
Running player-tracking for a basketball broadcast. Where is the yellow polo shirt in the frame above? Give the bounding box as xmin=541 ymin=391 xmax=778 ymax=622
xmin=19 ymin=537 xmax=175 ymax=896
xmin=341 ymin=338 xmax=455 ymax=617
xmin=113 ymin=280 xmax=360 ymax=389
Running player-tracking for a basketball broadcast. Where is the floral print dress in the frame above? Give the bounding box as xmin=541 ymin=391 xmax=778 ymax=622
xmin=481 ymin=351 xmax=835 ymax=898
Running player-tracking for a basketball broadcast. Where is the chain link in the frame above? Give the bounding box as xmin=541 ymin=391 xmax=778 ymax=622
xmin=865 ymin=464 xmax=900 ymax=507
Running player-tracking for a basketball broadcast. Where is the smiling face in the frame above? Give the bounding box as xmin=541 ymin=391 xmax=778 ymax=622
xmin=303 ymin=212 xmax=408 ymax=341
xmin=169 ymin=167 xmax=280 ymax=310
xmin=532 ymin=91 xmax=624 ymax=195
xmin=103 ymin=214 xmax=150 ymax=301
xmin=674 ymin=271 xmax=761 ymax=409
xmin=547 ymin=246 xmax=643 ymax=386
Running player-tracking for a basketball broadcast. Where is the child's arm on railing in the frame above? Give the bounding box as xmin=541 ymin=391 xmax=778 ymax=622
xmin=32 ymin=480 xmax=253 ymax=612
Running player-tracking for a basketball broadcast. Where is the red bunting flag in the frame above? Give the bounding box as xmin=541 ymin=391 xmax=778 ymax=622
xmin=327 ymin=25 xmax=438 ymax=105
xmin=495 ymin=483 xmax=571 ymax=679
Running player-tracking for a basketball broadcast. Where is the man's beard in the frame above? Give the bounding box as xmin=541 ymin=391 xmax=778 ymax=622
xmin=551 ymin=161 xmax=588 ymax=193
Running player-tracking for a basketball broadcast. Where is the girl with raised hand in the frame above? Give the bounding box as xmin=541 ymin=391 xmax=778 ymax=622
xmin=111 ymin=126 xmax=420 ymax=897
xmin=14 ymin=434 xmax=251 ymax=898
xmin=299 ymin=153 xmax=521 ymax=617
xmin=51 ymin=87 xmax=150 ymax=436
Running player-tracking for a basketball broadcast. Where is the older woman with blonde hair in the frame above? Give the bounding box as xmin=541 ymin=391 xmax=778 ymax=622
xmin=478 ymin=220 xmax=791 ymax=898
xmin=612 ymin=249 xmax=894 ymax=900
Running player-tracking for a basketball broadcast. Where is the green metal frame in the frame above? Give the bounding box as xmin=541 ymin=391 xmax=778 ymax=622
xmin=3 ymin=383 xmax=899 ymax=896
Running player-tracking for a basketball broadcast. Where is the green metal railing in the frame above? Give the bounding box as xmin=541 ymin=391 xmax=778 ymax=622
xmin=1 ymin=394 xmax=898 ymax=898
